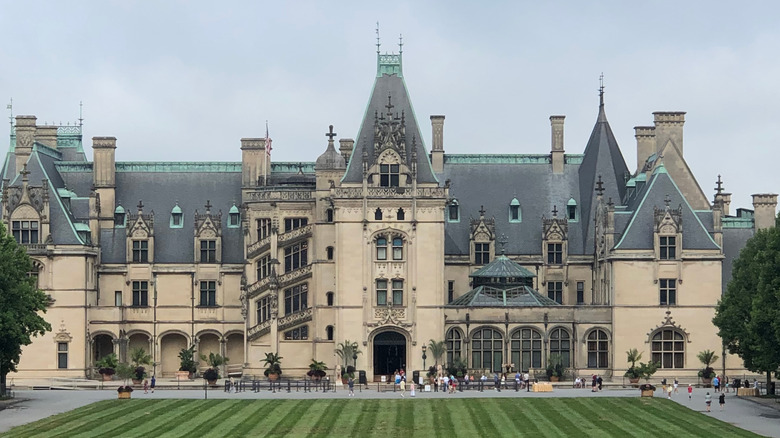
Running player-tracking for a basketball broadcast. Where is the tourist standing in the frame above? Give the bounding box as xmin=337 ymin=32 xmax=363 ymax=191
xmin=348 ymin=376 xmax=355 ymax=397
xmin=494 ymin=372 xmax=501 ymax=392
xmin=150 ymin=375 xmax=156 ymax=393
xmin=410 ymin=381 xmax=416 ymax=397
xmin=399 ymin=376 xmax=406 ymax=398
xmin=687 ymin=384 xmax=693 ymax=399
xmin=524 ymin=372 xmax=530 ymax=391
xmin=724 ymin=376 xmax=729 ymax=393
xmin=719 ymin=392 xmax=725 ymax=411
xmin=591 ymin=375 xmax=598 ymax=392
xmin=673 ymin=378 xmax=679 ymax=394
xmin=705 ymin=392 xmax=712 ymax=412
xmin=713 ymin=376 xmax=720 ymax=393
xmin=143 ymin=379 xmax=149 ymax=394
xmin=596 ymin=375 xmax=603 ymax=391
xmin=666 ymin=384 xmax=673 ymax=399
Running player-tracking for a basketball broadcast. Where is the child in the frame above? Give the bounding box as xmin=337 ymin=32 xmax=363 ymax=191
xmin=143 ymin=379 xmax=149 ymax=394
xmin=687 ymin=384 xmax=693 ymax=400
xmin=667 ymin=384 xmax=673 ymax=399
xmin=410 ymin=382 xmax=416 ymax=397
xmin=399 ymin=376 xmax=406 ymax=398
xmin=719 ymin=392 xmax=725 ymax=411
xmin=348 ymin=376 xmax=355 ymax=397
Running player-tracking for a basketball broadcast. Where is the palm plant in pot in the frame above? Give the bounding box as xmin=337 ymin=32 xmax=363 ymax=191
xmin=200 ymin=352 xmax=228 ymax=385
xmin=334 ymin=340 xmax=361 ymax=384
xmin=638 ymin=360 xmax=660 ymax=397
xmin=130 ymin=347 xmax=152 ymax=385
xmin=546 ymin=354 xmax=565 ymax=382
xmin=697 ymin=349 xmax=719 ymax=386
xmin=262 ymin=352 xmax=283 ymax=381
xmin=96 ymin=353 xmax=118 ymax=382
xmin=307 ymin=359 xmax=327 ymax=381
xmin=177 ymin=345 xmax=197 ymax=379
xmin=624 ymin=348 xmax=643 ymax=385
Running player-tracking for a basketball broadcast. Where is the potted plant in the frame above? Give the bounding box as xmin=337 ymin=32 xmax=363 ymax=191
xmin=546 ymin=354 xmax=565 ymax=382
xmin=637 ymin=361 xmax=659 ymax=397
xmin=117 ymin=385 xmax=134 ymax=399
xmin=341 ymin=365 xmax=356 ymax=384
xmin=115 ymin=362 xmax=136 ymax=386
xmin=262 ymin=352 xmax=283 ymax=381
xmin=96 ymin=353 xmax=118 ymax=382
xmin=307 ymin=359 xmax=327 ymax=381
xmin=697 ymin=349 xmax=718 ymax=387
xmin=446 ymin=357 xmax=468 ymax=379
xmin=200 ymin=352 xmax=228 ymax=385
xmin=130 ymin=347 xmax=152 ymax=385
xmin=624 ymin=348 xmax=643 ymax=385
xmin=334 ymin=340 xmax=361 ymax=383
xmin=428 ymin=339 xmax=446 ymax=367
xmin=427 ymin=366 xmax=437 ymax=384
xmin=177 ymin=345 xmax=197 ymax=379
xmin=639 ymin=383 xmax=656 ymax=397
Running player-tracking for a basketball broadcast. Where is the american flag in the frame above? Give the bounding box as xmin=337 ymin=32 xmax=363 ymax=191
xmin=265 ymin=122 xmax=272 ymax=157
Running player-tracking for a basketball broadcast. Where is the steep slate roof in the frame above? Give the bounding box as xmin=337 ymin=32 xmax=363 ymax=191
xmin=578 ymin=97 xmax=630 ymax=253
xmin=442 ymin=157 xmax=585 ymax=256
xmin=447 ymin=285 xmax=559 ymax=307
xmin=342 ymin=53 xmax=437 ymax=184
xmin=614 ymin=164 xmax=720 ymax=250
xmin=721 ymin=226 xmax=754 ymax=294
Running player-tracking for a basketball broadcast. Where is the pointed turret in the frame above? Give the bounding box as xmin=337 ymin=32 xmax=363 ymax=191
xmin=578 ymin=82 xmax=629 ymax=252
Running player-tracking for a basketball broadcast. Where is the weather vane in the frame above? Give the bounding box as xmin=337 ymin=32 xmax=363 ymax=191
xmin=376 ymin=22 xmax=380 ymax=53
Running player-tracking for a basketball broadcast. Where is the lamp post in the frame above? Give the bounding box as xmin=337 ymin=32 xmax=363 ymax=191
xmin=422 ymin=345 xmax=427 ymax=369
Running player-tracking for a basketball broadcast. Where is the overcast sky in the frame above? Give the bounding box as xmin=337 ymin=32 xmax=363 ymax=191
xmin=1 ymin=1 xmax=777 ymax=210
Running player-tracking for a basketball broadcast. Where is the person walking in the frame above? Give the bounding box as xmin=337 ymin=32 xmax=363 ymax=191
xmin=399 ymin=376 xmax=406 ymax=398
xmin=705 ymin=392 xmax=712 ymax=412
xmin=687 ymin=384 xmax=693 ymax=400
xmin=143 ymin=379 xmax=149 ymax=394
xmin=713 ymin=376 xmax=720 ymax=393
xmin=494 ymin=372 xmax=501 ymax=392
xmin=150 ymin=375 xmax=156 ymax=394
xmin=719 ymin=392 xmax=725 ymax=411
xmin=596 ymin=375 xmax=603 ymax=391
xmin=667 ymin=384 xmax=673 ymax=399
xmin=591 ymin=375 xmax=598 ymax=392
xmin=673 ymin=378 xmax=679 ymax=394
xmin=724 ymin=376 xmax=729 ymax=393
xmin=348 ymin=375 xmax=355 ymax=397
xmin=524 ymin=372 xmax=530 ymax=391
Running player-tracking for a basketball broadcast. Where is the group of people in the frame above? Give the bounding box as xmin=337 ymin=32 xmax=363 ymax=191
xmin=142 ymin=376 xmax=156 ymax=394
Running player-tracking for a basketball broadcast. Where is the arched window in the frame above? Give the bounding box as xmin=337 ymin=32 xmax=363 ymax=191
xmin=326 ymin=292 xmax=334 ymax=306
xmin=374 ymin=208 xmax=383 ymax=220
xmin=471 ymin=328 xmax=503 ymax=373
xmin=376 ymin=237 xmax=387 ymax=260
xmin=392 ymin=237 xmax=403 ymax=260
xmin=397 ymin=208 xmax=405 ymax=220
xmin=326 ymin=325 xmax=334 ymax=341
xmin=509 ymin=198 xmax=521 ymax=223
xmin=114 ymin=205 xmax=126 ymax=227
xmin=510 ymin=328 xmax=542 ymax=372
xmin=587 ymin=329 xmax=609 ymax=368
xmin=326 ymin=246 xmax=334 ymax=260
xmin=448 ymin=200 xmax=460 ymax=222
xmin=567 ymin=198 xmax=577 ymax=222
xmin=446 ymin=329 xmax=463 ymax=365
xmin=652 ymin=329 xmax=684 ymax=368
xmin=549 ymin=328 xmax=571 ymax=367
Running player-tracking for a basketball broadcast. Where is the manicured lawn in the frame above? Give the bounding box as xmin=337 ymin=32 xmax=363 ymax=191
xmin=1 ymin=397 xmax=760 ymax=437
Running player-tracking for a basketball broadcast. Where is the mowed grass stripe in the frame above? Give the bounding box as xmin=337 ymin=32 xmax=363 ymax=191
xmin=396 ymin=398 xmax=415 ymax=435
xmin=562 ymin=398 xmax=641 ymax=438
xmin=368 ymin=399 xmax=399 ymax=437
xmin=156 ymin=399 xmax=238 ymax=438
xmin=427 ymin=398 xmax=446 ymax=438
xmin=494 ymin=398 xmax=551 ymax=438
xmin=222 ymin=399 xmax=286 ymax=437
xmin=198 ymin=399 xmax=272 ymax=438
xmin=319 ymin=398 xmax=363 ymax=436
xmin=651 ymin=398 xmax=754 ymax=437
xmin=350 ymin=399 xmax=381 ymax=438
xmin=284 ymin=399 xmax=341 ymax=437
xmin=560 ymin=398 xmax=642 ymax=438
xmin=592 ymin=399 xmax=672 ymax=438
xmin=41 ymin=399 xmax=164 ymax=438
xmin=533 ymin=399 xmax=591 ymax=437
xmin=461 ymin=396 xmax=501 ymax=437
xmin=517 ymin=398 xmax=569 ymax=437
xmin=479 ymin=398 xmax=521 ymax=435
xmin=114 ymin=399 xmax=208 ymax=438
xmin=264 ymin=400 xmax=311 ymax=437
xmin=2 ymin=400 xmax=116 ymax=438
xmin=85 ymin=399 xmax=197 ymax=438
xmin=445 ymin=398 xmax=480 ymax=437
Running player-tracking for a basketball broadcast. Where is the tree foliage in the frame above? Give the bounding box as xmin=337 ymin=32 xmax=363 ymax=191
xmin=0 ymin=223 xmax=51 ymax=397
xmin=713 ymin=218 xmax=780 ymax=384
xmin=428 ymin=339 xmax=446 ymax=366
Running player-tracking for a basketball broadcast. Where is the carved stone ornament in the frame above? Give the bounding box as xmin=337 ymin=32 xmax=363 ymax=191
xmin=654 ymin=205 xmax=682 ymax=234
xmin=127 ymin=213 xmax=154 ymax=238
xmin=543 ymin=217 xmax=568 ymax=241
xmin=646 ymin=310 xmax=691 ymax=343
xmin=53 ymin=320 xmax=72 ymax=343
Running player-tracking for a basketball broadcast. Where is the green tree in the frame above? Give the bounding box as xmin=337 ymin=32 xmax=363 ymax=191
xmin=713 ymin=217 xmax=780 ymax=390
xmin=428 ymin=339 xmax=446 ymax=366
xmin=0 ymin=223 xmax=51 ymax=397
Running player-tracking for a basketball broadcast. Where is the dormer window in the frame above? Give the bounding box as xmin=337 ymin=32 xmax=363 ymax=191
xmin=448 ymin=200 xmax=460 ymax=222
xmin=114 ymin=205 xmax=126 ymax=227
xmin=660 ymin=236 xmax=677 ymax=260
xmin=509 ymin=198 xmax=521 ymax=223
xmin=379 ymin=164 xmax=400 ymax=187
xmin=228 ymin=204 xmax=240 ymax=228
xmin=170 ymin=204 xmax=183 ymax=228
xmin=567 ymin=198 xmax=578 ymax=222
xmin=12 ymin=220 xmax=39 ymax=244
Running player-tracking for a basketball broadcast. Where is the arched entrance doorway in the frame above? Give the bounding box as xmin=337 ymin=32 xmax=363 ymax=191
xmin=373 ymin=331 xmax=406 ymax=377
xmin=93 ymin=334 xmax=114 ymax=363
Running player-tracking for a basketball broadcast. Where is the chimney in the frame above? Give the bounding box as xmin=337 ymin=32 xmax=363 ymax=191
xmin=752 ymin=193 xmax=778 ymax=230
xmin=653 ymin=112 xmax=685 ymax=155
xmin=14 ymin=115 xmax=37 ymax=172
xmin=92 ymin=136 xmax=117 ymax=225
xmin=241 ymin=138 xmax=269 ymax=187
xmin=550 ymin=115 xmax=565 ymax=174
xmin=430 ymin=115 xmax=445 ymax=173
xmin=720 ymin=193 xmax=732 ymax=216
xmin=35 ymin=125 xmax=58 ymax=149
xmin=634 ymin=126 xmax=655 ymax=172
xmin=339 ymin=138 xmax=354 ymax=166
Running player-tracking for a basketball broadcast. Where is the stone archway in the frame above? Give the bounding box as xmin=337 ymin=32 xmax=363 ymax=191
xmin=93 ymin=334 xmax=114 ymax=363
xmin=198 ymin=333 xmax=221 ymax=372
xmin=128 ymin=332 xmax=151 ymax=356
xmin=160 ymin=333 xmax=188 ymax=377
xmin=373 ymin=330 xmax=407 ymax=377
xmin=225 ymin=333 xmax=244 ymax=375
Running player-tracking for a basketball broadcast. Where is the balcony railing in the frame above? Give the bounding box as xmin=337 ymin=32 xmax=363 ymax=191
xmin=334 ymin=186 xmax=447 ymax=199
xmin=247 ymin=235 xmax=271 ymax=259
xmin=277 ymin=264 xmax=312 ymax=289
xmin=278 ymin=224 xmax=312 ymax=245
xmin=246 ymin=276 xmax=272 ymax=299
xmin=248 ymin=319 xmax=273 ymax=341
xmin=278 ymin=307 xmax=313 ymax=331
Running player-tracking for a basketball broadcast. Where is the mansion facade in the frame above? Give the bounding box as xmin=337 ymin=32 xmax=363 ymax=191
xmin=1 ymin=50 xmax=775 ymax=381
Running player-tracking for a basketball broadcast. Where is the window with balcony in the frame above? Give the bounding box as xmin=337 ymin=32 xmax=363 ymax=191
xmin=257 ymin=218 xmax=272 ymax=240
xmin=257 ymin=296 xmax=271 ymax=324
xmin=132 ymin=281 xmax=148 ymax=307
xmin=199 ymin=280 xmax=217 ymax=307
xmin=284 ymin=217 xmax=308 ymax=232
xmin=257 ymin=255 xmax=271 ymax=281
xmin=284 ymin=241 xmax=308 ymax=273
xmin=132 ymin=240 xmax=148 ymax=263
xmin=284 ymin=326 xmax=308 ymax=340
xmin=12 ymin=220 xmax=39 ymax=244
xmin=284 ymin=283 xmax=308 ymax=315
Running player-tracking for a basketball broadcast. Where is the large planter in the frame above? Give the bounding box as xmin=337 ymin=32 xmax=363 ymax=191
xmin=175 ymin=370 xmax=192 ymax=380
xmin=101 ymin=373 xmax=113 ymax=382
xmin=267 ymin=373 xmax=279 ymax=382
xmin=550 ymin=376 xmax=560 ymax=382
xmin=641 ymin=390 xmax=654 ymax=397
xmin=132 ymin=379 xmax=142 ymax=386
xmin=701 ymin=378 xmax=712 ymax=387
xmin=118 ymin=392 xmax=131 ymax=399
xmin=207 ymin=379 xmax=218 ymax=386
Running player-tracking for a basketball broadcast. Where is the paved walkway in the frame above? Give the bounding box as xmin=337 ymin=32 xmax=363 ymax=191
xmin=1 ymin=387 xmax=777 ymax=436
